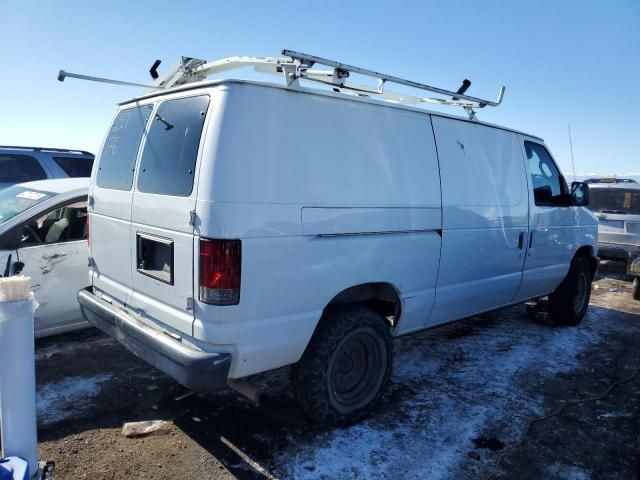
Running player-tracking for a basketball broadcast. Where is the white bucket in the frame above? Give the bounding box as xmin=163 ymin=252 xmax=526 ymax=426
xmin=0 ymin=276 xmax=38 ymax=477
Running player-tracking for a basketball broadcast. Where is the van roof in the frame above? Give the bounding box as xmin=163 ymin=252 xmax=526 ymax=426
xmin=119 ymin=78 xmax=544 ymax=142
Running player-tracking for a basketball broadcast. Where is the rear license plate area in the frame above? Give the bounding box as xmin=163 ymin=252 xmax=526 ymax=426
xmin=136 ymin=232 xmax=174 ymax=285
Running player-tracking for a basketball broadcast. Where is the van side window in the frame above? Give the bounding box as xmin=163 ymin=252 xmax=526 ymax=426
xmin=525 ymin=142 xmax=568 ymax=207
xmin=96 ymin=105 xmax=153 ymax=190
xmin=137 ymin=95 xmax=210 ymax=197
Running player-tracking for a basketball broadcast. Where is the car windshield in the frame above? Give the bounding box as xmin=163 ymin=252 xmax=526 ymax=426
xmin=0 ymin=185 xmax=55 ymax=226
xmin=589 ymin=188 xmax=640 ymax=215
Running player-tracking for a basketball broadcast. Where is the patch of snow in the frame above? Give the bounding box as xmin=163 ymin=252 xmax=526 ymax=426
xmin=275 ymin=306 xmax=631 ymax=479
xmin=546 ymin=462 xmax=591 ymax=480
xmin=37 ymin=374 xmax=111 ymax=424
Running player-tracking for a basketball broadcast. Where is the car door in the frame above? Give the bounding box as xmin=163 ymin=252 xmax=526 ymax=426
xmin=515 ymin=137 xmax=574 ymax=300
xmin=10 ymin=197 xmax=89 ymax=337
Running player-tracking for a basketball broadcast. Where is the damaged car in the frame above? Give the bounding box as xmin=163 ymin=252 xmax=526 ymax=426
xmin=0 ymin=178 xmax=89 ymax=337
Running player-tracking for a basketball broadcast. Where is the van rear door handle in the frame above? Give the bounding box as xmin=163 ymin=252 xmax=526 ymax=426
xmin=529 ymin=230 xmax=534 ymax=248
xmin=518 ymin=232 xmax=525 ymax=249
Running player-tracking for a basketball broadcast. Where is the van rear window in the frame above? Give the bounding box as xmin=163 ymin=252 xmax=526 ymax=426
xmin=136 ymin=95 xmax=210 ymax=197
xmin=96 ymin=105 xmax=153 ymax=190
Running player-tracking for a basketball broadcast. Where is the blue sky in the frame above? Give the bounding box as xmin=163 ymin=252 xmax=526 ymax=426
xmin=1 ymin=0 xmax=638 ymax=176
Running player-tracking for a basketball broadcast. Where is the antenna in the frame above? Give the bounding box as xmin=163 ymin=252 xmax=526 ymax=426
xmin=568 ymin=125 xmax=576 ymax=182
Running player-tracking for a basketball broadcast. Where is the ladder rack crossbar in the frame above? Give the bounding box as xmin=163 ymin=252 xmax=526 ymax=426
xmin=282 ymin=49 xmax=505 ymax=108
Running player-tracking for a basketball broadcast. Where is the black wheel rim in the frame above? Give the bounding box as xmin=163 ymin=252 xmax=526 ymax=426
xmin=328 ymin=328 xmax=387 ymax=414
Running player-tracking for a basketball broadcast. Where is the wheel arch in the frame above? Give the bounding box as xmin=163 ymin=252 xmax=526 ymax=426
xmin=320 ymin=282 xmax=402 ymax=330
xmin=574 ymin=244 xmax=598 ymax=277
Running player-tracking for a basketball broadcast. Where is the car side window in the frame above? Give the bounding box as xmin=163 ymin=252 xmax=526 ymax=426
xmin=0 ymin=154 xmax=47 ymax=184
xmin=53 ymin=156 xmax=94 ymax=178
xmin=19 ymin=199 xmax=88 ymax=246
xmin=525 ymin=142 xmax=568 ymax=207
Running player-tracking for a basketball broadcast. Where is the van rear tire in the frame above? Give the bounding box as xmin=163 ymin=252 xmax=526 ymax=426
xmin=548 ymin=257 xmax=592 ymax=326
xmin=291 ymin=306 xmax=393 ymax=426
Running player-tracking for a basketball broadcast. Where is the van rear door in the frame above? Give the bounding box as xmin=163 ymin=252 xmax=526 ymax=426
xmin=91 ymin=105 xmax=153 ymax=304
xmin=128 ymin=94 xmax=210 ymax=335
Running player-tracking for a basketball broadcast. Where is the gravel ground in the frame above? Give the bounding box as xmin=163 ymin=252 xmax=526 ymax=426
xmin=35 ymin=260 xmax=640 ymax=479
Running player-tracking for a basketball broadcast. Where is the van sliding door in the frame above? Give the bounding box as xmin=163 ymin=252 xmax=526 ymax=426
xmin=429 ymin=117 xmax=529 ymax=324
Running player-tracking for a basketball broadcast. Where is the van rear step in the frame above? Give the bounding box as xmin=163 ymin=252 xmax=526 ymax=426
xmin=77 ymin=288 xmax=231 ymax=392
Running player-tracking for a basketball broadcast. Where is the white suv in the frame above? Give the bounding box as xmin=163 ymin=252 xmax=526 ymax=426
xmin=78 ymin=56 xmax=598 ymax=425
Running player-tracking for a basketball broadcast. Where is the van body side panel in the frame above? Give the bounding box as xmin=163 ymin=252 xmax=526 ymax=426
xmin=301 ymin=207 xmax=440 ymax=236
xmin=193 ymin=83 xmax=442 ymax=376
xmin=430 ymin=117 xmax=529 ymax=324
xmin=193 ymin=232 xmax=441 ymax=377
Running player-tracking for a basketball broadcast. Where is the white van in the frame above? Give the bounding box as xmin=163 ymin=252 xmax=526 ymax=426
xmin=77 ymin=52 xmax=598 ymax=425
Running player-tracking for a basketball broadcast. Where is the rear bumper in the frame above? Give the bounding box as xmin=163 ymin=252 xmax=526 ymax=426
xmin=598 ymin=242 xmax=638 ymax=260
xmin=77 ymin=287 xmax=231 ymax=392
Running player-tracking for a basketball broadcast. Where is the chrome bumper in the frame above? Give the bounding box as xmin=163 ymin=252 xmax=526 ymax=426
xmin=78 ymin=287 xmax=231 ymax=392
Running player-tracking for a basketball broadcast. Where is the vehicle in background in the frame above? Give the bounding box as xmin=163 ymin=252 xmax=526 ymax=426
xmin=0 ymin=146 xmax=94 ymax=189
xmin=584 ymin=177 xmax=638 ymax=185
xmin=587 ymin=183 xmax=640 ymax=263
xmin=0 ymin=178 xmax=89 ymax=337
xmin=628 ymin=251 xmax=640 ymax=300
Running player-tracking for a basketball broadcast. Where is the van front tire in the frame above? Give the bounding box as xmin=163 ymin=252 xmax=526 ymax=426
xmin=548 ymin=257 xmax=592 ymax=326
xmin=291 ymin=306 xmax=393 ymax=426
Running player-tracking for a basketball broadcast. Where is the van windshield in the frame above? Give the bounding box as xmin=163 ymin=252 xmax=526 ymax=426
xmin=0 ymin=185 xmax=54 ymax=226
xmin=589 ymin=188 xmax=640 ymax=215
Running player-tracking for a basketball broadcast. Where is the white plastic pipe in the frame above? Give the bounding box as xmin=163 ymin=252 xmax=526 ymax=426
xmin=0 ymin=276 xmax=38 ymax=477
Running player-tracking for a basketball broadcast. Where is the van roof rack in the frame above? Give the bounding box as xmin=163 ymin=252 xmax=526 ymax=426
xmin=58 ymin=50 xmax=506 ymax=120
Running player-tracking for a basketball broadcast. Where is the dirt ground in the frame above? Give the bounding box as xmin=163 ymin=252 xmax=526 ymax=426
xmin=35 ymin=260 xmax=640 ymax=480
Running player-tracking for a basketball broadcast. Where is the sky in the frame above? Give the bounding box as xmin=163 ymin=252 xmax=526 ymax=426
xmin=1 ymin=0 xmax=638 ymax=177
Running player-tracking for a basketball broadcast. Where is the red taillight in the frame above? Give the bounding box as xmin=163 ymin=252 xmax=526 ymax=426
xmin=199 ymin=239 xmax=241 ymax=305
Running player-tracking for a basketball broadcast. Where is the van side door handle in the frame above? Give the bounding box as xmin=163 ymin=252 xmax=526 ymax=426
xmin=518 ymin=231 xmax=525 ymax=249
xmin=529 ymin=230 xmax=534 ymax=248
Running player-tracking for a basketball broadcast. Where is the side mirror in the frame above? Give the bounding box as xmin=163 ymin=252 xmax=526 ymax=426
xmin=571 ymin=181 xmax=589 ymax=207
